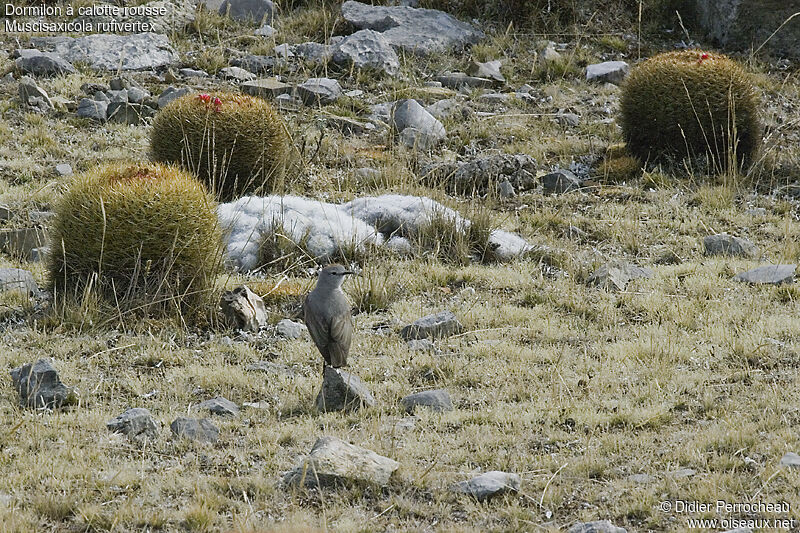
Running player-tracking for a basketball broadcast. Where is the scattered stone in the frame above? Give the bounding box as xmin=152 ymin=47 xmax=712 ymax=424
xmin=179 ymin=67 xmax=208 ymax=78
xmin=467 ymin=59 xmax=505 ymax=84
xmin=297 ymin=78 xmax=342 ymax=105
xmin=157 ymin=86 xmax=191 ymax=109
xmin=106 ymin=408 xmax=160 ymax=443
xmin=568 ymin=521 xmax=627 ymax=533
xmin=77 ymin=98 xmax=108 ymax=121
xmin=31 ymin=33 xmax=178 ymax=71
xmin=542 ymin=169 xmax=581 ymax=194
xmin=498 ymin=178 xmax=515 ymax=198
xmin=292 ymin=42 xmax=332 ymax=64
xmin=558 ymin=112 xmax=580 ymax=127
xmin=15 ymin=50 xmax=76 ymax=77
xmin=108 ymin=102 xmax=154 ymax=125
xmin=254 ymin=24 xmax=275 ymax=37
xmin=316 ymin=366 xmax=376 ymax=412
xmin=669 ymin=467 xmax=697 ymax=478
xmin=451 ymin=471 xmax=520 ymax=501
xmin=746 ymin=207 xmax=767 ymax=216
xmin=400 ymin=310 xmax=464 ymax=340
xmin=406 ymin=338 xmax=439 ymax=353
xmin=734 ymin=264 xmax=796 ymax=285
xmin=325 ymin=115 xmax=376 ymax=135
xmin=219 ymin=0 xmax=274 ymax=23
xmin=55 ymin=164 xmax=73 ymax=176
xmin=341 ymin=0 xmax=484 ymax=55
xmin=588 ymin=261 xmax=653 ymax=292
xmin=220 ymin=286 xmax=268 ymax=332
xmin=332 ymin=29 xmax=400 ymax=76
xmin=489 ymin=230 xmax=536 ymax=261
xmin=436 ymin=71 xmax=494 ymax=89
xmin=219 ymin=66 xmax=256 ymax=81
xmin=126 ymin=86 xmax=149 ymax=104
xmin=479 ymin=92 xmax=512 ymax=104
xmin=18 ymin=76 xmax=53 ymax=112
xmin=246 ymin=360 xmax=298 ymax=376
xmin=386 ymin=235 xmax=413 ymax=255
xmin=192 ymin=396 xmax=240 ymax=417
xmin=231 ymin=54 xmax=275 ymax=74
xmin=0 ymin=227 xmax=48 ymax=260
xmin=425 ymin=99 xmax=462 ymax=121
xmin=392 ymin=99 xmax=446 ymax=149
xmin=0 ymin=268 xmax=40 ymax=296
xmin=276 ymin=318 xmax=307 ymax=340
xmin=283 ymin=435 xmax=399 ymax=487
xmin=75 ymin=0 xmax=196 ymax=33
xmin=170 ymin=417 xmax=219 ymax=443
xmin=241 ymin=78 xmax=293 ymax=100
xmin=423 ymin=154 xmax=537 ymax=195
xmin=10 ymin=359 xmax=75 ymax=409
xmin=275 ymin=93 xmax=303 ymax=111
xmin=780 ymin=452 xmax=800 ymax=468
xmin=703 ymin=233 xmax=758 ymax=258
xmin=539 ymin=45 xmax=561 ymax=63
xmin=273 ymin=44 xmax=294 ymax=59
xmin=627 ymin=473 xmax=655 ymax=484
xmin=400 ymin=389 xmax=453 ymax=413
xmin=586 ymin=61 xmax=630 ymax=85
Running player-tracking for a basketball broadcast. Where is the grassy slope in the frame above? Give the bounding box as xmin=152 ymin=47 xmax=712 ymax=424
xmin=2 ymin=2 xmax=800 ymax=531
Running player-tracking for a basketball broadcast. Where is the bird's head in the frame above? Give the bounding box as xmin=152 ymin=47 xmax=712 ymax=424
xmin=317 ymin=264 xmax=353 ymax=289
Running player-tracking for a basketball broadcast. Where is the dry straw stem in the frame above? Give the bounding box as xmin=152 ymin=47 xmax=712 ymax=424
xmin=620 ymin=50 xmax=763 ymax=172
xmin=150 ymin=92 xmax=291 ymax=201
xmin=48 ymin=162 xmax=223 ymax=317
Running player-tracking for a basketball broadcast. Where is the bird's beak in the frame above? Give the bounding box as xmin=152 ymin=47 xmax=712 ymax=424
xmin=342 ymin=270 xmax=354 ymax=275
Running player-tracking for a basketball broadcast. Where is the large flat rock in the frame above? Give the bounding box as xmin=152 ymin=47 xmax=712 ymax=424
xmin=341 ymin=1 xmax=484 ymax=55
xmin=30 ymin=33 xmax=178 ymax=71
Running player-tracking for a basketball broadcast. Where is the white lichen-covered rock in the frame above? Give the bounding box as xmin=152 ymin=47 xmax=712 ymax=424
xmin=341 ymin=194 xmax=467 ymax=236
xmin=489 ymin=230 xmax=535 ymax=261
xmin=218 ymin=196 xmax=383 ymax=271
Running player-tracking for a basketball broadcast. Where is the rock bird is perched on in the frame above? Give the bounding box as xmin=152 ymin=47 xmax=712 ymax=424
xmin=304 ymin=264 xmax=354 ymax=372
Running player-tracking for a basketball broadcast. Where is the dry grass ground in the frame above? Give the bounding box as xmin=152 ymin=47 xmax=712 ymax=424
xmin=2 ymin=2 xmax=800 ymax=531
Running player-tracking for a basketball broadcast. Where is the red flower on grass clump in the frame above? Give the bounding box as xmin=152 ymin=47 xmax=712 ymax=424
xmin=197 ymin=93 xmax=211 ymax=103
xmin=697 ymin=52 xmax=710 ymax=65
xmin=196 ymin=94 xmax=223 ymax=112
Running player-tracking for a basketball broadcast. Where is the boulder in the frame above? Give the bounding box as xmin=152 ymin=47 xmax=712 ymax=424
xmin=231 ymin=54 xmax=276 ymax=74
xmin=241 ymin=78 xmax=293 ymax=99
xmin=332 ymin=30 xmax=400 ymax=76
xmin=423 ymin=153 xmax=537 ymax=195
xmin=292 ymin=42 xmax=332 ymax=65
xmin=15 ymin=50 xmax=76 ymax=77
xmin=316 ymin=366 xmax=376 ymax=413
xmin=341 ymin=0 xmax=484 ymax=55
xmin=451 ymin=471 xmax=520 ymax=501
xmin=10 ymin=359 xmax=75 ymax=409
xmin=106 ymin=408 xmax=160 ymax=443
xmin=400 ymin=310 xmax=464 ymax=340
xmin=392 ymin=99 xmax=445 ymax=149
xmin=0 ymin=268 xmax=40 ymax=296
xmin=734 ymin=264 xmax=796 ymax=285
xmin=18 ymin=76 xmax=53 ymax=112
xmin=169 ymin=417 xmax=219 ymax=443
xmin=276 ymin=319 xmax=307 ymax=340
xmin=107 ymin=102 xmax=154 ymax=125
xmin=400 ymin=389 xmax=453 ymax=413
xmin=0 ymin=227 xmax=48 ymax=261
xmin=191 ymin=396 xmax=240 ymax=417
xmin=588 ymin=261 xmax=653 ymax=292
xmin=157 ymin=86 xmax=191 ymax=108
xmin=297 ymin=78 xmax=342 ymax=105
xmin=703 ymin=233 xmax=758 ymax=258
xmin=466 ymin=60 xmax=505 ymax=84
xmin=219 ymin=66 xmax=256 ymax=81
xmin=586 ymin=61 xmax=629 ymax=84
xmin=542 ymin=169 xmax=581 ymax=194
xmin=219 ymin=0 xmax=274 ymax=23
xmin=30 ymin=33 xmax=178 ymax=71
xmin=220 ymin=285 xmax=268 ymax=332
xmin=77 ymin=98 xmax=108 ymax=121
xmin=779 ymin=452 xmax=800 ymax=468
xmin=283 ymin=436 xmax=399 ymax=487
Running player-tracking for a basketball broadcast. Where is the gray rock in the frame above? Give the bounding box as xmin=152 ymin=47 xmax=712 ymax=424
xmin=291 ymin=42 xmax=332 ymax=64
xmin=558 ymin=113 xmax=580 ymax=127
xmin=30 ymin=33 xmax=178 ymax=71
xmin=423 ymin=154 xmax=537 ymax=195
xmin=0 ymin=268 xmax=40 ymax=296
xmin=157 ymin=86 xmax=191 ymax=108
xmin=55 ymin=163 xmax=73 ymax=176
xmin=436 ymin=71 xmax=494 ymax=89
xmin=386 ymin=235 xmax=413 ymax=255
xmin=400 ymin=389 xmax=453 ymax=413
xmin=316 ymin=366 xmax=376 ymax=413
xmin=126 ymin=86 xmax=149 ymax=104
xmin=332 ymin=29 xmax=400 ymax=76
xmin=231 ymin=55 xmax=275 ymax=74
xmin=15 ymin=50 xmax=76 ymax=77
xmin=695 ymin=0 xmax=800 ymax=59
xmin=479 ymin=92 xmax=512 ymax=104
xmin=77 ymin=98 xmax=108 ymax=121
xmin=169 ymin=417 xmax=219 ymax=443
xmin=283 ymin=435 xmax=399 ymax=487
xmin=588 ymin=261 xmax=653 ymax=292
xmin=734 ymin=264 xmax=796 ymax=285
xmin=276 ymin=318 xmax=307 ymax=339
xmin=0 ymin=227 xmax=48 ymax=260
xmin=406 ymin=338 xmax=439 ymax=353
xmin=179 ymin=68 xmax=209 ymax=77
xmin=400 ymin=310 xmax=463 ymax=340
xmin=241 ymin=77 xmax=293 ymax=99
xmin=668 ymin=467 xmax=696 ymax=478
xmin=254 ymin=24 xmax=275 ymax=37
xmin=780 ymin=452 xmax=800 ymax=468
xmin=341 ymin=0 xmax=484 ymax=55
xmin=542 ymin=169 xmax=581 ymax=194
xmin=627 ymin=473 xmax=655 ymax=484
xmin=568 ymin=521 xmax=627 ymax=533
xmin=107 ymin=89 xmax=129 ymax=104
xmin=220 ymin=286 xmax=268 ymax=332
xmin=451 ymin=471 xmax=520 ymax=501
xmin=192 ymin=396 xmax=240 ymax=417
xmin=499 ymin=178 xmax=515 ymax=198
xmin=273 ymin=43 xmax=294 ymax=59
xmin=425 ymin=98 xmax=462 ymax=121
xmin=586 ymin=61 xmax=630 ymax=85
xmin=399 ymin=127 xmax=441 ymax=150
xmin=107 ymin=102 xmax=154 ymax=125
xmin=539 ymin=46 xmax=561 ymax=63
xmin=219 ymin=0 xmax=274 ymax=23
xmin=75 ymin=0 xmax=196 ymax=34
xmin=18 ymin=76 xmax=53 ymax=111
xmin=219 ymin=66 xmax=256 ymax=81
xmin=392 ymin=99 xmax=445 ymax=147
xmin=746 ymin=207 xmax=767 ymax=216
xmin=297 ymin=78 xmax=342 ymax=105
xmin=326 ymin=115 xmax=376 ymax=135
xmin=106 ymin=408 xmax=160 ymax=442
xmin=467 ymin=60 xmax=505 ymax=84
xmin=703 ymin=233 xmax=758 ymax=258
xmin=94 ymin=91 xmax=110 ymax=102
xmin=246 ymin=360 xmax=298 ymax=376
xmin=10 ymin=359 xmax=75 ymax=409
xmin=275 ymin=93 xmax=303 ymax=111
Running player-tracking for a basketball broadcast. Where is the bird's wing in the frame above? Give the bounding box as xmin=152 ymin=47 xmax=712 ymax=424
xmin=304 ymin=297 xmax=332 ymax=363
xmin=326 ymin=312 xmax=352 ymax=367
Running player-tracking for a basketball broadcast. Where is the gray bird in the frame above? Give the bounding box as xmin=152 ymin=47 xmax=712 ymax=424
xmin=304 ymin=264 xmax=354 ymax=372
